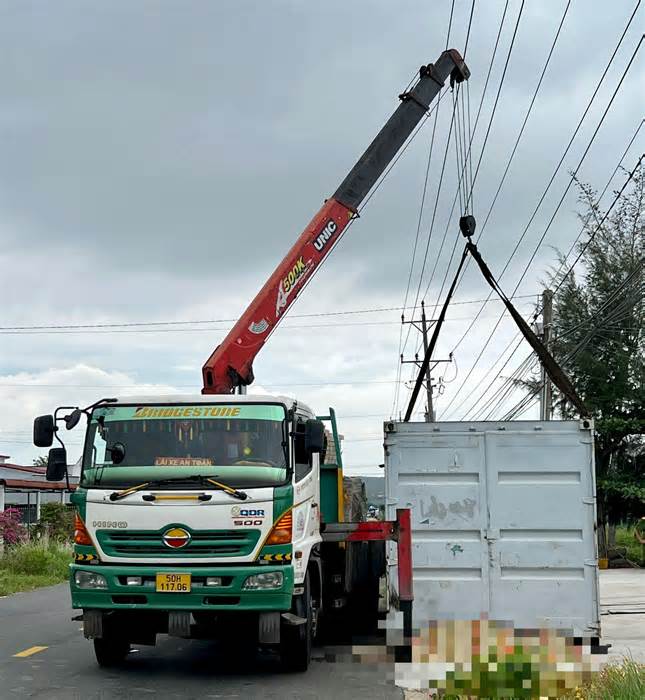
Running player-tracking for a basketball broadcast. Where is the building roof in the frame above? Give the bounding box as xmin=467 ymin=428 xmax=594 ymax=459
xmin=0 ymin=478 xmax=75 ymax=491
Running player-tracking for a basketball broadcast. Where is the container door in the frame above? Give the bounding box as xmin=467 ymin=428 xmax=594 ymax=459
xmin=485 ymin=427 xmax=600 ymax=633
xmin=385 ymin=426 xmax=490 ymax=625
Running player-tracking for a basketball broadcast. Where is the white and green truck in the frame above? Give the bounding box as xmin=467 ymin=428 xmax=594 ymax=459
xmin=34 ymin=395 xmax=393 ymax=670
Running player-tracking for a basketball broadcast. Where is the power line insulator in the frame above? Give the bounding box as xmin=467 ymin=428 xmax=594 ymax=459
xmin=459 ymin=215 xmax=476 ymax=239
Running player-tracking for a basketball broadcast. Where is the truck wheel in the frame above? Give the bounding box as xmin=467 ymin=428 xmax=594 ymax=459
xmin=93 ymin=636 xmax=130 ymax=668
xmin=280 ymin=574 xmax=312 ymax=672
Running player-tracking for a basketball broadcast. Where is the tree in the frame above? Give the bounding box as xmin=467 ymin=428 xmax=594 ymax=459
xmin=547 ymin=163 xmax=644 ymax=557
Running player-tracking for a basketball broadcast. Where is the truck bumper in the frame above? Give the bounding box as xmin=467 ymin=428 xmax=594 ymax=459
xmin=70 ymin=563 xmax=294 ymax=611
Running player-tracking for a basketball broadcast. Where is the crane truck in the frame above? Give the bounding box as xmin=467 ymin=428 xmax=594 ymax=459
xmin=33 ymin=48 xmax=470 ymax=670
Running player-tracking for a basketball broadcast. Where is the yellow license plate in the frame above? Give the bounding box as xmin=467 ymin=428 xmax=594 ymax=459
xmin=156 ymin=573 xmax=191 ymax=593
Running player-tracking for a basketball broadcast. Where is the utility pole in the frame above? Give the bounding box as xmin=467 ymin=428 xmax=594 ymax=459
xmin=401 ymin=301 xmax=452 ymax=421
xmin=540 ymin=289 xmax=553 ymax=421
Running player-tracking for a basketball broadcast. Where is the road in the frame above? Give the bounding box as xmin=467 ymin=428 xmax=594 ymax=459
xmin=0 ymin=584 xmax=403 ymax=700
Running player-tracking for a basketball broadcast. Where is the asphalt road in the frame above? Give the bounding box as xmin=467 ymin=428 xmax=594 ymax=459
xmin=0 ymin=584 xmax=403 ymax=700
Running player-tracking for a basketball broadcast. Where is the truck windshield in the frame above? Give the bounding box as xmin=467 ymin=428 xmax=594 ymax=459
xmin=81 ymin=403 xmax=288 ymax=489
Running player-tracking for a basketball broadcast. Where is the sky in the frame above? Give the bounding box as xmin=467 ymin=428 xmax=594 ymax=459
xmin=1 ymin=1 xmax=643 ymax=476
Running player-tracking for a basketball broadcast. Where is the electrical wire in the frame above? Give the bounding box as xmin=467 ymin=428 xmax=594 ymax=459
xmin=456 ymin=138 xmax=643 ymax=419
xmin=439 ymin=28 xmax=643 ymax=419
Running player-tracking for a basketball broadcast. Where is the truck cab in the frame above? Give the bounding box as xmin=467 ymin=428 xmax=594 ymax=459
xmin=36 ymin=394 xmax=331 ymax=670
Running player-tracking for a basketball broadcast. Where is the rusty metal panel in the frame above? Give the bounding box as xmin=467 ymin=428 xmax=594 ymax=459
xmin=384 ymin=420 xmax=600 ymax=635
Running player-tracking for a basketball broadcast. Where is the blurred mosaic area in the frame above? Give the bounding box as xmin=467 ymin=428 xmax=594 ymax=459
xmin=326 ymin=613 xmax=643 ymax=698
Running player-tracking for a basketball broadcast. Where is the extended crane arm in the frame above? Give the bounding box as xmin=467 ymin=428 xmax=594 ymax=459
xmin=202 ymin=49 xmax=470 ymax=394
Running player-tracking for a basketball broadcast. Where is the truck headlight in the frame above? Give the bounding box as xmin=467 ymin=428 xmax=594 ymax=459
xmin=242 ymin=572 xmax=283 ymax=590
xmin=74 ymin=570 xmax=108 ymax=590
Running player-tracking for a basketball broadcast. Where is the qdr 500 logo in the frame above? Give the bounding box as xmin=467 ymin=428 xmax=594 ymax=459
xmin=231 ymin=506 xmax=266 ymax=527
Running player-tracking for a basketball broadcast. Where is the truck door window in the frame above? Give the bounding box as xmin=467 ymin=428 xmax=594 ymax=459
xmin=294 ymin=419 xmax=312 ymax=482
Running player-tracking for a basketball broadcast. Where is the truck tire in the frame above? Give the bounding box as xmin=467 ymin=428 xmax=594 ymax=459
xmin=280 ymin=574 xmax=312 ymax=672
xmin=93 ymin=636 xmax=130 ymax=668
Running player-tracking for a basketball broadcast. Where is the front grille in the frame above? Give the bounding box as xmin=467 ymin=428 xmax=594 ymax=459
xmin=97 ymin=529 xmax=260 ymax=558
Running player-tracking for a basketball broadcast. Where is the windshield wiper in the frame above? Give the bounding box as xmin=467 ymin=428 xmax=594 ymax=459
xmin=108 ymin=475 xmax=247 ymax=501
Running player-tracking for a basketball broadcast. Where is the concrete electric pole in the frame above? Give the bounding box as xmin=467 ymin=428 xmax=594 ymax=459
xmin=540 ymin=289 xmax=554 ymax=421
xmin=401 ymin=301 xmax=452 ymax=422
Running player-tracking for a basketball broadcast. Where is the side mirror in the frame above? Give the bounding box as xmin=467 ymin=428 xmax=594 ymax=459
xmin=34 ymin=415 xmax=56 ymax=448
xmin=305 ymin=420 xmax=325 ymax=454
xmin=65 ymin=408 xmax=83 ymax=430
xmin=46 ymin=447 xmax=67 ymax=482
xmin=108 ymin=442 xmax=126 ymax=465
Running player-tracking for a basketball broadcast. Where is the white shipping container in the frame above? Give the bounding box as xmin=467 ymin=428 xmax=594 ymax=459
xmin=384 ymin=420 xmax=600 ymax=635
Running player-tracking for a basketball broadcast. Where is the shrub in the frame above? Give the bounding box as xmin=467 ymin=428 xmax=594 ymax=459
xmin=33 ymin=502 xmax=74 ymax=542
xmin=0 ymin=507 xmax=27 ymax=546
xmin=2 ymin=538 xmax=71 ymax=579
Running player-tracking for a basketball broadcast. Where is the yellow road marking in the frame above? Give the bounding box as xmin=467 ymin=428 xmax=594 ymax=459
xmin=13 ymin=646 xmax=48 ymax=658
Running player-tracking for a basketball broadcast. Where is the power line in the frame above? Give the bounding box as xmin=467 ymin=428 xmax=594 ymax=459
xmin=554 ymin=154 xmax=644 ymax=293
xmin=0 ymin=295 xmax=537 ymax=333
xmin=456 ymin=139 xmax=644 ymax=420
xmin=443 ymin=4 xmax=642 ymax=371
xmin=0 ymin=306 xmax=535 ymax=336
xmin=498 ymin=266 xmax=644 ymax=420
xmin=439 ymin=26 xmax=643 ymax=418
xmin=0 ymin=379 xmax=406 ymax=390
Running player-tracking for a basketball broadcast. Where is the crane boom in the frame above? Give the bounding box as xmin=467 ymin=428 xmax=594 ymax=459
xmin=202 ymin=48 xmax=470 ymax=394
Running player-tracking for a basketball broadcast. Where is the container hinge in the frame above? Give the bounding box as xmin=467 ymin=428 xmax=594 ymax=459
xmin=582 ymin=497 xmax=596 ymax=505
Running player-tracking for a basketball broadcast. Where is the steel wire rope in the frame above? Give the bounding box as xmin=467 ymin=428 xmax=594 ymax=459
xmin=461 ymin=0 xmax=526 ymax=214
xmin=439 ymin=33 xmax=644 ymax=419
xmin=418 ymin=0 xmax=526 ymax=330
xmin=418 ymin=0 xmax=511 ymax=307
xmin=390 ymin=2 xmax=458 ymax=416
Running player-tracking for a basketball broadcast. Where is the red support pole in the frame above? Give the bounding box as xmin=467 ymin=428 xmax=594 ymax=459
xmin=396 ymin=508 xmax=413 ymax=602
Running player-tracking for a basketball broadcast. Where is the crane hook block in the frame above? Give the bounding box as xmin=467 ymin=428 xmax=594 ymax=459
xmin=459 ymin=215 xmax=476 ymax=239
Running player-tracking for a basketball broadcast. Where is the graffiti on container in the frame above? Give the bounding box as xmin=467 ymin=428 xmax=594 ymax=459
xmin=419 ymin=496 xmax=476 ymax=524
xmin=448 ymin=544 xmax=464 ymax=557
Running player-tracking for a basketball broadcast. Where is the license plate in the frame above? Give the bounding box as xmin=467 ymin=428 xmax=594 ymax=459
xmin=156 ymin=573 xmax=191 ymax=593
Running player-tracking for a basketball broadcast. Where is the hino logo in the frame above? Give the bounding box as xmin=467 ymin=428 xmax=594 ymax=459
xmin=313 ymin=219 xmax=338 ymax=252
xmin=162 ymin=527 xmax=191 ymax=549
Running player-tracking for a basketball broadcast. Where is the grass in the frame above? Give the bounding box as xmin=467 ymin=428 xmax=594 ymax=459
xmin=615 ymin=525 xmax=645 ymax=567
xmin=0 ymin=538 xmax=72 ymax=596
xmin=566 ymin=658 xmax=645 ymax=699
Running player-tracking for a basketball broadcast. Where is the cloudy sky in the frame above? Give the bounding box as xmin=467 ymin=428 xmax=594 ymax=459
xmin=1 ymin=1 xmax=643 ymax=475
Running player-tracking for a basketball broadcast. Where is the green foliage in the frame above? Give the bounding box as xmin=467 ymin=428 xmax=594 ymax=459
xmin=546 ymin=166 xmax=644 ymax=536
xmin=33 ymin=502 xmax=74 ymax=542
xmin=615 ymin=525 xmax=645 ymax=567
xmin=0 ymin=538 xmax=71 ymax=595
xmin=2 ymin=538 xmax=71 ymax=578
